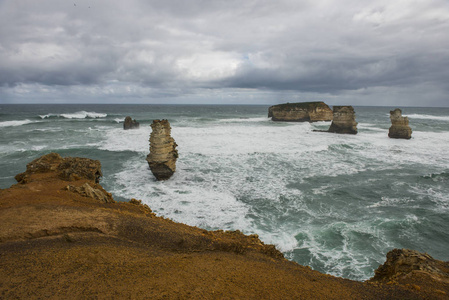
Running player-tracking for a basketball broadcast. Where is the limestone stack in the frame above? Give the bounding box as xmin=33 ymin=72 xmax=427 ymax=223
xmin=146 ymin=119 xmax=178 ymax=180
xmin=327 ymin=106 xmax=358 ymax=134
xmin=388 ymin=109 xmax=412 ymax=139
xmin=123 ymin=116 xmax=140 ymax=130
xmin=268 ymin=102 xmax=333 ymax=122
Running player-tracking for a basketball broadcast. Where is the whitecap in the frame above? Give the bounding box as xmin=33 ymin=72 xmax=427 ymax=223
xmin=40 ymin=111 xmax=107 ymax=119
xmin=405 ymin=114 xmax=449 ymax=122
xmin=0 ymin=119 xmax=37 ymax=127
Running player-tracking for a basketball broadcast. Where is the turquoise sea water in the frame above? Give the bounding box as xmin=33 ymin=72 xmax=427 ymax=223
xmin=1 ymin=104 xmax=449 ymax=281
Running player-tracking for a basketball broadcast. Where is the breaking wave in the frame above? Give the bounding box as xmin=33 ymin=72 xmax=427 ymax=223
xmin=39 ymin=111 xmax=107 ymax=119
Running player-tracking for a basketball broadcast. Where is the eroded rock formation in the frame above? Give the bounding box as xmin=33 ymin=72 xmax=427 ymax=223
xmin=123 ymin=116 xmax=140 ymax=130
xmin=327 ymin=106 xmax=358 ymax=134
xmin=146 ymin=119 xmax=178 ymax=180
xmin=268 ymin=102 xmax=333 ymax=122
xmin=15 ymin=152 xmax=103 ymax=184
xmin=388 ymin=109 xmax=412 ymax=139
xmin=370 ymin=249 xmax=449 ymax=284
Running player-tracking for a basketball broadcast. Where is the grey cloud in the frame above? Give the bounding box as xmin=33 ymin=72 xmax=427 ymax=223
xmin=0 ymin=0 xmax=448 ymax=105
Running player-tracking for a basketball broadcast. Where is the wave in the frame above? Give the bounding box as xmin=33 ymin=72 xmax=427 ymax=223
xmin=0 ymin=119 xmax=37 ymax=128
xmin=39 ymin=111 xmax=107 ymax=119
xmin=405 ymin=114 xmax=449 ymax=122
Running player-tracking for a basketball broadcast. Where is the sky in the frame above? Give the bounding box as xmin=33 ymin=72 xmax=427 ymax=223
xmin=1 ymin=0 xmax=449 ymax=106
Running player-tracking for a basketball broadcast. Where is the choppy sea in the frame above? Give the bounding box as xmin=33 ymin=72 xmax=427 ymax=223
xmin=1 ymin=104 xmax=448 ymax=281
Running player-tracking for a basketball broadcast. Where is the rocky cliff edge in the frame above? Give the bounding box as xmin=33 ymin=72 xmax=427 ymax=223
xmin=1 ymin=153 xmax=448 ymax=299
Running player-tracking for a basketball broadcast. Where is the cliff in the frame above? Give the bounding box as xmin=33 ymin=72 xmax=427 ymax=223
xmin=327 ymin=106 xmax=358 ymax=134
xmin=146 ymin=119 xmax=178 ymax=180
xmin=389 ymin=109 xmax=412 ymax=139
xmin=1 ymin=153 xmax=448 ymax=299
xmin=268 ymin=102 xmax=333 ymax=122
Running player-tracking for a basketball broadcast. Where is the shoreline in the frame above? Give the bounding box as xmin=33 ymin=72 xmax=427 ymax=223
xmin=1 ymin=153 xmax=448 ymax=298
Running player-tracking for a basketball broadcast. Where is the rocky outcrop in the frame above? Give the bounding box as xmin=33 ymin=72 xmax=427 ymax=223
xmin=327 ymin=106 xmax=358 ymax=134
xmin=388 ymin=109 xmax=412 ymax=139
xmin=66 ymin=183 xmax=114 ymax=203
xmin=370 ymin=249 xmax=449 ymax=284
xmin=123 ymin=116 xmax=140 ymax=130
xmin=15 ymin=152 xmax=103 ymax=184
xmin=1 ymin=155 xmax=448 ymax=299
xmin=268 ymin=102 xmax=333 ymax=122
xmin=146 ymin=119 xmax=178 ymax=180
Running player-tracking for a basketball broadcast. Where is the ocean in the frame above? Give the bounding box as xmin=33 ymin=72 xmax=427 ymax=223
xmin=1 ymin=104 xmax=448 ymax=281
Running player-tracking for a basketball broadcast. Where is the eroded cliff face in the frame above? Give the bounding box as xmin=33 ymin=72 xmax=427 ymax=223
xmin=389 ymin=109 xmax=412 ymax=139
xmin=146 ymin=119 xmax=178 ymax=180
xmin=327 ymin=106 xmax=358 ymax=134
xmin=268 ymin=102 xmax=333 ymax=122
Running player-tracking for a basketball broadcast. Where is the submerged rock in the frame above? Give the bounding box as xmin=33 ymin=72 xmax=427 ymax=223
xmin=388 ymin=109 xmax=412 ymax=139
xmin=123 ymin=116 xmax=140 ymax=130
xmin=146 ymin=119 xmax=178 ymax=180
xmin=268 ymin=102 xmax=333 ymax=122
xmin=327 ymin=106 xmax=358 ymax=134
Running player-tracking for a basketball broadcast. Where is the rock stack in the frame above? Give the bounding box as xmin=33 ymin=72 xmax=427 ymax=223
xmin=388 ymin=109 xmax=412 ymax=139
xmin=327 ymin=106 xmax=358 ymax=134
xmin=268 ymin=102 xmax=333 ymax=122
xmin=123 ymin=116 xmax=140 ymax=130
xmin=146 ymin=119 xmax=178 ymax=180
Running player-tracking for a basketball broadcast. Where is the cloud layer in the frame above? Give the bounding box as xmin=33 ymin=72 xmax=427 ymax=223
xmin=1 ymin=0 xmax=449 ymax=105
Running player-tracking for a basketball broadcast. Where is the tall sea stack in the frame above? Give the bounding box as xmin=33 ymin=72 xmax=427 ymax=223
xmin=327 ymin=106 xmax=358 ymax=134
xmin=146 ymin=120 xmax=178 ymax=180
xmin=268 ymin=102 xmax=333 ymax=122
xmin=388 ymin=109 xmax=412 ymax=139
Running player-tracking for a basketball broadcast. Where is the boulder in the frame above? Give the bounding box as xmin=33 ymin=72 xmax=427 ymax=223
xmin=370 ymin=248 xmax=449 ymax=284
xmin=146 ymin=119 xmax=178 ymax=180
xmin=123 ymin=116 xmax=140 ymax=130
xmin=388 ymin=109 xmax=412 ymax=139
xmin=268 ymin=102 xmax=333 ymax=122
xmin=66 ymin=183 xmax=114 ymax=203
xmin=327 ymin=106 xmax=358 ymax=134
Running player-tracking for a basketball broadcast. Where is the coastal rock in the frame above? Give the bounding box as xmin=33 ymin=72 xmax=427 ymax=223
xmin=146 ymin=119 xmax=178 ymax=180
xmin=388 ymin=109 xmax=412 ymax=139
xmin=123 ymin=116 xmax=140 ymax=130
xmin=370 ymin=248 xmax=449 ymax=284
xmin=327 ymin=106 xmax=358 ymax=134
xmin=2 ymin=154 xmax=448 ymax=299
xmin=15 ymin=153 xmax=103 ymax=184
xmin=66 ymin=183 xmax=114 ymax=203
xmin=268 ymin=102 xmax=333 ymax=122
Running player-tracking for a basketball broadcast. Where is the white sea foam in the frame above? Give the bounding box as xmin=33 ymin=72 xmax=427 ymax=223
xmin=0 ymin=119 xmax=37 ymax=127
xmin=405 ymin=114 xmax=449 ymax=121
xmin=39 ymin=111 xmax=107 ymax=119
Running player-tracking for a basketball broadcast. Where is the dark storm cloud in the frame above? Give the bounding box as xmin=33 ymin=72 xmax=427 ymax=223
xmin=0 ymin=0 xmax=448 ymax=105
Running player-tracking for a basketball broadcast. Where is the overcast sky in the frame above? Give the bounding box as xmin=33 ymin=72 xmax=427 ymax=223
xmin=1 ymin=0 xmax=448 ymax=106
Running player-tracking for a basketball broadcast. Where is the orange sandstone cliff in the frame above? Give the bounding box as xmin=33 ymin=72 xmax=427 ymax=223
xmin=1 ymin=153 xmax=448 ymax=299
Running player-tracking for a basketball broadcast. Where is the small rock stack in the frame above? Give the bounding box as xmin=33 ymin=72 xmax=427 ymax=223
xmin=327 ymin=106 xmax=358 ymax=134
xmin=123 ymin=116 xmax=140 ymax=130
xmin=146 ymin=119 xmax=178 ymax=180
xmin=388 ymin=109 xmax=412 ymax=139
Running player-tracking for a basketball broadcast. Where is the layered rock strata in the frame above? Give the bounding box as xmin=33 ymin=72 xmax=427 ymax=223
xmin=327 ymin=106 xmax=358 ymax=134
xmin=123 ymin=116 xmax=140 ymax=130
xmin=388 ymin=109 xmax=412 ymax=139
xmin=268 ymin=102 xmax=333 ymax=122
xmin=146 ymin=119 xmax=178 ymax=180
